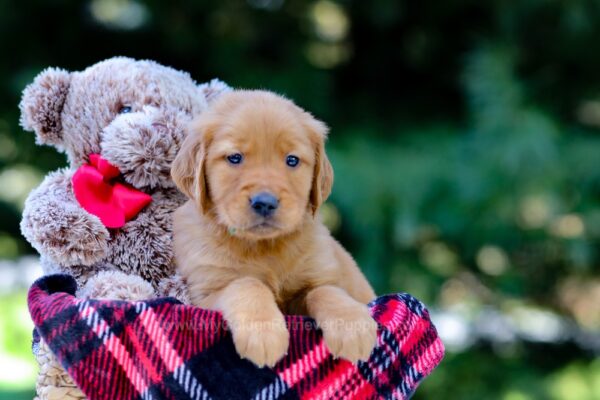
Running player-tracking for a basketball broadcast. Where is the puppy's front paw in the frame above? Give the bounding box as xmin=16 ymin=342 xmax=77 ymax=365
xmin=230 ymin=314 xmax=290 ymax=368
xmin=319 ymin=305 xmax=378 ymax=363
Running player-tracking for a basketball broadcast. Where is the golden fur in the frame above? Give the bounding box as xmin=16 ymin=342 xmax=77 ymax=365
xmin=172 ymin=90 xmax=377 ymax=367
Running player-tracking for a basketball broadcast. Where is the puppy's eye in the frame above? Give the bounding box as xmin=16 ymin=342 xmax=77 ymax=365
xmin=286 ymin=155 xmax=300 ymax=167
xmin=119 ymin=105 xmax=132 ymax=114
xmin=227 ymin=153 xmax=243 ymax=165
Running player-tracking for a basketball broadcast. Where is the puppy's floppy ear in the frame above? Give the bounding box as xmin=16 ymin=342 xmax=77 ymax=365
xmin=171 ymin=119 xmax=212 ymax=213
xmin=19 ymin=68 xmax=71 ymax=146
xmin=307 ymin=117 xmax=334 ymax=215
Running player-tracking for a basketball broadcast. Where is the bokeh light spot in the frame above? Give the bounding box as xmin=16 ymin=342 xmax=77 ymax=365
xmin=0 ymin=135 xmax=17 ymax=161
xmin=503 ymin=390 xmax=533 ymax=400
xmin=577 ymin=100 xmax=600 ymax=127
xmin=0 ymin=166 xmax=43 ymax=211
xmin=420 ymin=241 xmax=458 ymax=276
xmin=0 ymin=120 xmax=17 ymax=162
xmin=309 ymin=0 xmax=349 ymax=42
xmin=320 ymin=202 xmax=341 ymax=233
xmin=476 ymin=245 xmax=509 ymax=276
xmin=509 ymin=306 xmax=566 ymax=343
xmin=518 ymin=195 xmax=551 ymax=229
xmin=0 ymin=234 xmax=19 ymax=260
xmin=549 ymin=362 xmax=599 ymax=400
xmin=305 ymin=41 xmax=352 ymax=68
xmin=431 ymin=310 xmax=474 ymax=352
xmin=559 ymin=277 xmax=600 ymax=330
xmin=549 ymin=214 xmax=585 ymax=239
xmin=89 ymin=0 xmax=149 ymax=30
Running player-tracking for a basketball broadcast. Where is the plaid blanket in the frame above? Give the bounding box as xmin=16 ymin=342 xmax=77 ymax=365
xmin=28 ymin=274 xmax=444 ymax=400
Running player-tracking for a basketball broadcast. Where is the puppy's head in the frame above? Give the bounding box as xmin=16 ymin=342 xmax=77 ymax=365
xmin=172 ymin=90 xmax=333 ymax=240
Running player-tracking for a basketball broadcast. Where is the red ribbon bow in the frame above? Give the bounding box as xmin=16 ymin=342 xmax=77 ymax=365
xmin=72 ymin=154 xmax=152 ymax=229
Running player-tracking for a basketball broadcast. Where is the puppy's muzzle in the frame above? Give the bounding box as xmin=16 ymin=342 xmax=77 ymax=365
xmin=250 ymin=192 xmax=279 ymax=218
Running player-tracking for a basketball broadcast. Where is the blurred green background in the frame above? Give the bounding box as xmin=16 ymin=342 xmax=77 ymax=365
xmin=1 ymin=0 xmax=599 ymax=399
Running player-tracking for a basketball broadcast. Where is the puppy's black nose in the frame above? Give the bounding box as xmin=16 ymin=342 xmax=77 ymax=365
xmin=250 ymin=192 xmax=279 ymax=217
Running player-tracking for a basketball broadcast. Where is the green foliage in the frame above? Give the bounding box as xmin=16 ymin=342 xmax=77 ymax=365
xmin=0 ymin=0 xmax=598 ymax=398
xmin=0 ymin=291 xmax=37 ymax=390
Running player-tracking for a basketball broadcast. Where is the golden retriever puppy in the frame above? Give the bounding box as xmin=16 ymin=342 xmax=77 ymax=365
xmin=171 ymin=90 xmax=377 ymax=368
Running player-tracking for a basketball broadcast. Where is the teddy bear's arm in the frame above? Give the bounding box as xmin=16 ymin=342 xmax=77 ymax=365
xmin=157 ymin=272 xmax=191 ymax=304
xmin=21 ymin=168 xmax=109 ymax=267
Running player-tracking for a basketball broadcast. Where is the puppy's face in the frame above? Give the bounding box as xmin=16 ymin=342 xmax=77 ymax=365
xmin=172 ymin=91 xmax=333 ymax=240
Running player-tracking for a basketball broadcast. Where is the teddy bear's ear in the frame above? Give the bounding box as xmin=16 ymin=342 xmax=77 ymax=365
xmin=19 ymin=68 xmax=72 ymax=146
xmin=198 ymin=79 xmax=231 ymax=104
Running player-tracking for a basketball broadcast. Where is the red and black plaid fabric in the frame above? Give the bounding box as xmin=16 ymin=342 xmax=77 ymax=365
xmin=28 ymin=274 xmax=444 ymax=400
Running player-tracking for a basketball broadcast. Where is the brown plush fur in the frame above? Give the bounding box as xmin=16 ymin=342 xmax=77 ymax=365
xmin=172 ymin=90 xmax=377 ymax=367
xmin=20 ymin=57 xmax=229 ymax=293
xmin=19 ymin=57 xmax=229 ymax=399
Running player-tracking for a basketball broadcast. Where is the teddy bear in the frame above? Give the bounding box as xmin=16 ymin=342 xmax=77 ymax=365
xmin=19 ymin=57 xmax=229 ymax=399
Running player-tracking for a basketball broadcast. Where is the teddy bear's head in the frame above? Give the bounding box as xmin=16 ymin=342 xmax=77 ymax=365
xmin=20 ymin=57 xmax=228 ymax=189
